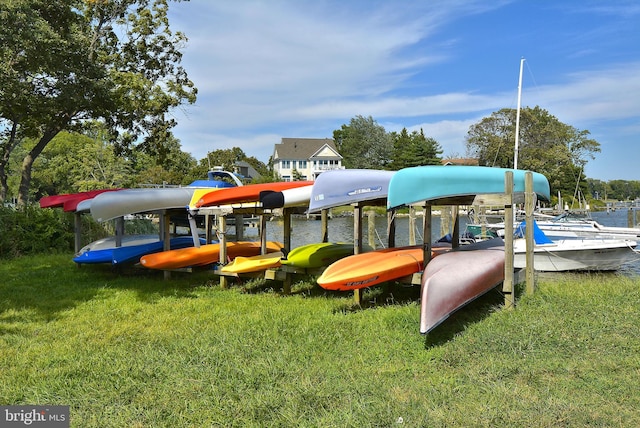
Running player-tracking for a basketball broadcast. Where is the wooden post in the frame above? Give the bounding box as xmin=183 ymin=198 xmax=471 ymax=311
xmin=218 ymin=216 xmax=228 ymax=289
xmin=422 ymin=205 xmax=432 ymax=265
xmin=205 ymin=214 xmax=213 ymax=244
xmin=259 ymin=213 xmax=267 ymax=254
xmin=320 ymin=209 xmax=329 ymax=243
xmin=353 ymin=203 xmax=363 ymax=305
xmin=115 ymin=216 xmax=125 ymax=247
xmin=283 ymin=208 xmax=292 ymax=254
xmin=74 ymin=212 xmax=82 ymax=254
xmin=408 ymin=205 xmax=416 ymax=246
xmin=387 ymin=209 xmax=396 ymax=248
xmin=628 ymin=209 xmax=633 ymax=228
xmin=367 ymin=210 xmax=376 ymax=249
xmin=524 ymin=172 xmax=536 ymax=294
xmin=235 ymin=214 xmax=244 ymax=241
xmin=503 ymin=172 xmax=515 ymax=309
xmin=163 ymin=211 xmax=171 ymax=280
xmin=281 ymin=210 xmax=292 ymax=295
xmin=451 ymin=206 xmax=460 ymax=249
xmin=440 ymin=206 xmax=450 ymax=240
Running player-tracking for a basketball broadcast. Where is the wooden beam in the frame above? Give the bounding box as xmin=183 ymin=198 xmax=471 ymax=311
xmin=452 ymin=206 xmax=460 ymax=249
xmin=387 ymin=209 xmax=396 ymax=248
xmin=353 ymin=203 xmax=363 ymax=305
xmin=162 ymin=211 xmax=171 ymax=280
xmin=503 ymin=171 xmax=515 ymax=309
xmin=218 ymin=216 xmax=228 ymax=289
xmin=367 ymin=210 xmax=376 ymax=249
xmin=422 ymin=205 xmax=432 ymax=265
xmin=320 ymin=209 xmax=329 ymax=243
xmin=408 ymin=205 xmax=416 ymax=246
xmin=525 ymin=172 xmax=536 ymax=295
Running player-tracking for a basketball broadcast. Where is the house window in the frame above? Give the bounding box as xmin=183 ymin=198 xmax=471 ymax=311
xmin=298 ymin=160 xmax=307 ymax=169
xmin=282 ymin=160 xmax=291 ymax=169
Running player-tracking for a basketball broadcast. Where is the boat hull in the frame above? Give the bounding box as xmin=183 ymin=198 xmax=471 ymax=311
xmin=195 ymin=181 xmax=313 ymax=207
xmin=219 ymin=251 xmax=284 ymax=274
xmin=420 ymin=239 xmax=505 ymax=334
xmin=308 ymin=169 xmax=395 ymax=213
xmin=140 ymin=241 xmax=284 ymax=270
xmin=317 ymin=245 xmax=450 ymax=291
xmin=259 ymin=185 xmax=313 ymax=209
xmin=90 ymin=188 xmax=198 ymax=222
xmin=387 ymin=165 xmax=550 ymax=209
xmin=281 ymin=242 xmax=364 ymax=269
xmin=73 ymin=236 xmax=203 ymax=265
xmin=513 ymin=238 xmax=638 ymax=271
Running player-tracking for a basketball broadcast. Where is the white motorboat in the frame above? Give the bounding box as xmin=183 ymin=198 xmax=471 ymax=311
xmin=512 ymin=221 xmax=639 ymax=272
xmin=473 ymin=211 xmax=640 ymax=241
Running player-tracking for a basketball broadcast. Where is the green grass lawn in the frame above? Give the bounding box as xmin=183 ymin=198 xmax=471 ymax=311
xmin=1 ymin=254 xmax=639 ymax=427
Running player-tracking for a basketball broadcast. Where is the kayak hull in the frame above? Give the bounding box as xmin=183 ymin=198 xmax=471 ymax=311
xmin=140 ymin=241 xmax=284 ymax=270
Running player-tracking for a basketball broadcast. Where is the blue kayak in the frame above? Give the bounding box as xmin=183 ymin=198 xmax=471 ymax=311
xmin=73 ymin=236 xmax=206 ymax=265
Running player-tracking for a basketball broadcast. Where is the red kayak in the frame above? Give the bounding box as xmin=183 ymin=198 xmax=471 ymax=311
xmin=39 ymin=189 xmax=121 ymax=211
xmin=195 ymin=181 xmax=313 ymax=208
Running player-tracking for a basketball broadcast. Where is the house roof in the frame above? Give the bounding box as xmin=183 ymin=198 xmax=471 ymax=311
xmin=441 ymin=158 xmax=479 ymax=166
xmin=273 ymin=138 xmax=340 ymax=160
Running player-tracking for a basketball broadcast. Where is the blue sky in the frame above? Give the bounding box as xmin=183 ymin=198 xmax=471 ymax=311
xmin=166 ymin=0 xmax=640 ymax=181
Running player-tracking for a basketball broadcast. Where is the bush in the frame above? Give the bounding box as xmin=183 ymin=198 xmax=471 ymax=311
xmin=0 ymin=206 xmax=109 ymax=259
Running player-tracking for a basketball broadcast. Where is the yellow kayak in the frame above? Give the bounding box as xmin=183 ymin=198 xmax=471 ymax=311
xmin=219 ymin=251 xmax=284 ymax=274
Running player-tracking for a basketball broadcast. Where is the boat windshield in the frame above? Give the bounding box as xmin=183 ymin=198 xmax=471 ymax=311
xmin=551 ymin=211 xmax=593 ymax=223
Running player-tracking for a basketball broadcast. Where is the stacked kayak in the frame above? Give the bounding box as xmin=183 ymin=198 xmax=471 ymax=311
xmin=140 ymin=241 xmax=284 ymax=270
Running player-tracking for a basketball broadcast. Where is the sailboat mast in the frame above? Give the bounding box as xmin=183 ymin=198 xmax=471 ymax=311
xmin=514 ymin=57 xmax=525 ymax=170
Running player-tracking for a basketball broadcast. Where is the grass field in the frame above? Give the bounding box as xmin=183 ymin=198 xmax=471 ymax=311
xmin=1 ymin=253 xmax=639 ymax=427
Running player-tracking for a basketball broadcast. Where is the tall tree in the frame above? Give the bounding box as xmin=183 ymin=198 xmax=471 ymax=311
xmin=0 ymin=0 xmax=196 ymax=205
xmin=465 ymin=106 xmax=600 ymax=197
xmin=333 ymin=115 xmax=392 ymax=169
xmin=390 ymin=127 xmax=443 ymax=169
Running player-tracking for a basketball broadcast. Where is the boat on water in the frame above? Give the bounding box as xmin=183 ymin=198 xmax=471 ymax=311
xmin=281 ymin=242 xmax=368 ymax=269
xmin=527 ymin=211 xmax=640 ymax=240
xmin=139 ymin=241 xmax=284 ymax=270
xmin=420 ymin=238 xmax=505 ymax=334
xmin=512 ymin=221 xmax=638 ymax=272
xmin=471 ymin=210 xmax=640 ymax=241
xmin=219 ymin=251 xmax=284 ymax=274
xmin=316 ymin=245 xmax=450 ymax=291
xmin=308 ymin=169 xmax=396 ymax=213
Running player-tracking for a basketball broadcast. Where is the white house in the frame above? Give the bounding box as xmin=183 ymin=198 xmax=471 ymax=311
xmin=272 ymin=138 xmax=344 ymax=181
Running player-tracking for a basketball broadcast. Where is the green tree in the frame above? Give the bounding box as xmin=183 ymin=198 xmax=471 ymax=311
xmin=0 ymin=0 xmax=196 ymax=205
xmin=390 ymin=127 xmax=443 ymax=169
xmin=465 ymin=106 xmax=600 ymax=199
xmin=200 ymin=147 xmax=271 ymax=184
xmin=333 ymin=115 xmax=392 ymax=169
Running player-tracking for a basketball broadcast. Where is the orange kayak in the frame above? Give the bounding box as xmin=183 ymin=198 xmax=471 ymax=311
xmin=316 ymin=245 xmax=450 ymax=291
xmin=140 ymin=241 xmax=284 ymax=270
xmin=195 ymin=181 xmax=313 ymax=207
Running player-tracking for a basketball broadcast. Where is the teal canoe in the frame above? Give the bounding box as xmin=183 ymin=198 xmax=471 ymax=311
xmin=387 ymin=165 xmax=550 ymax=209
